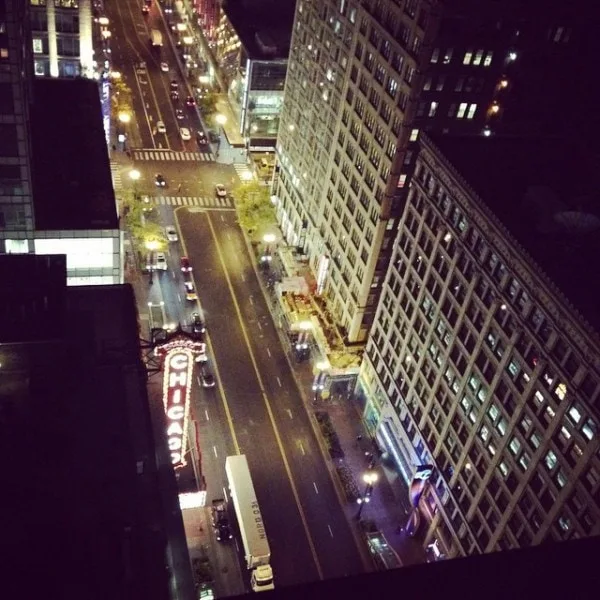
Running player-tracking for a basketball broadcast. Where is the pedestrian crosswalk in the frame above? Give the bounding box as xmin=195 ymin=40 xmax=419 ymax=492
xmin=154 ymin=196 xmax=234 ymax=208
xmin=132 ymin=149 xmax=214 ymax=162
xmin=110 ymin=160 xmax=122 ymax=193
xmin=232 ymin=162 xmax=254 ymax=180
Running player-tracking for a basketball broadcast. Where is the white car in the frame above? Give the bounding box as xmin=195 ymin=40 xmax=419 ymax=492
xmin=155 ymin=252 xmax=167 ymax=270
xmin=165 ymin=226 xmax=178 ymax=242
xmin=215 ymin=184 xmax=227 ymax=198
xmin=180 ymin=127 xmax=191 ymax=141
xmin=157 ymin=121 xmax=166 ymax=134
xmin=160 ymin=61 xmax=169 ymax=72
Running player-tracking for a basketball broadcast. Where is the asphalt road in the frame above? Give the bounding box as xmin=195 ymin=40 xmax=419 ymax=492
xmin=176 ymin=208 xmax=366 ymax=586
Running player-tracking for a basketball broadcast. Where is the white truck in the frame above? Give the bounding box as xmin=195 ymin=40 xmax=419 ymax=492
xmin=150 ymin=29 xmax=163 ymax=47
xmin=225 ymin=455 xmax=274 ymax=592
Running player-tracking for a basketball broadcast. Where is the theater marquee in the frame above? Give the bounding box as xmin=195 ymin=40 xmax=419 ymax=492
xmin=162 ymin=349 xmax=194 ymax=468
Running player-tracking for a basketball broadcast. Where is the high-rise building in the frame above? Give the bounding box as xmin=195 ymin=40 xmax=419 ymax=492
xmin=29 ymin=0 xmax=94 ymax=78
xmin=0 ymin=0 xmax=35 ymax=236
xmin=359 ymin=132 xmax=600 ymax=558
xmin=273 ymin=0 xmax=589 ymax=343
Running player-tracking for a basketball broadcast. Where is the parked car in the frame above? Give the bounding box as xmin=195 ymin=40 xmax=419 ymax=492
xmin=200 ymin=367 xmax=215 ymax=389
xmin=180 ymin=256 xmax=192 ymax=272
xmin=191 ymin=312 xmax=206 ymax=335
xmin=155 ymin=252 xmax=167 ymax=270
xmin=196 ymin=130 xmax=207 ymax=146
xmin=211 ymin=500 xmax=232 ymax=541
xmin=184 ymin=281 xmax=197 ymax=301
xmin=215 ymin=184 xmax=227 ymax=198
xmin=165 ymin=226 xmax=178 ymax=242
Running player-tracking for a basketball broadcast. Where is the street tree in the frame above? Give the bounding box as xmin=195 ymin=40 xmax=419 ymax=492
xmin=198 ymin=92 xmax=218 ymax=117
xmin=118 ymin=189 xmax=167 ymax=250
xmin=232 ymin=180 xmax=276 ymax=238
xmin=111 ymin=79 xmax=133 ymax=117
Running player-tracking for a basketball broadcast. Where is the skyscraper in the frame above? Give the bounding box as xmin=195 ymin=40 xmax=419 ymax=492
xmin=0 ymin=0 xmax=35 ymax=240
xmin=29 ymin=0 xmax=94 ymax=78
xmin=273 ymin=0 xmax=588 ymax=343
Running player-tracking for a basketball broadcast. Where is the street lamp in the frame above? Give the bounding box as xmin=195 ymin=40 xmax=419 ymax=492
xmin=215 ymin=114 xmax=227 ymax=126
xmin=239 ymin=169 xmax=253 ymax=182
xmin=145 ymin=239 xmax=160 ymax=285
xmin=118 ymin=112 xmax=131 ymax=124
xmin=129 ymin=168 xmax=141 ymax=200
xmin=356 ymin=471 xmax=379 ymax=519
xmin=261 ymin=233 xmax=277 ymax=265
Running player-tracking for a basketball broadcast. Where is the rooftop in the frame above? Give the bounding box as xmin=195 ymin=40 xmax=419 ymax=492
xmin=30 ymin=77 xmax=118 ymax=231
xmin=222 ymin=0 xmax=295 ymax=60
xmin=0 ymin=257 xmax=171 ymax=600
xmin=425 ymin=133 xmax=600 ymax=333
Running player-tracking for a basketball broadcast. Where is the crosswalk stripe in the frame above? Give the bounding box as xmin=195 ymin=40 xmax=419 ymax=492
xmin=132 ymin=149 xmax=214 ymax=162
xmin=149 ymin=195 xmax=234 ymax=208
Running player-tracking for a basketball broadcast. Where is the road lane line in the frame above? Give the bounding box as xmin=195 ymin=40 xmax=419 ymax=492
xmin=266 ymin=347 xmax=271 ymax=357
xmin=257 ymin=321 xmax=262 ymax=330
xmin=286 ymin=409 xmax=292 ymax=419
xmin=177 ymin=293 xmax=182 ymax=303
xmin=249 ymin=296 xmax=254 ymax=305
xmin=328 ymin=525 xmax=334 ymax=538
xmin=197 ymin=376 xmax=202 ymax=387
xmin=205 ymin=212 xmax=323 ymax=580
xmin=213 ymin=446 xmax=218 ymax=458
xmin=205 ymin=409 xmax=210 ymax=421
xmin=276 ymin=376 xmax=282 ymax=387
xmin=298 ymin=441 xmax=305 ymax=455
xmin=171 ymin=270 xmax=176 ymax=279
xmin=313 ymin=482 xmax=319 ymax=494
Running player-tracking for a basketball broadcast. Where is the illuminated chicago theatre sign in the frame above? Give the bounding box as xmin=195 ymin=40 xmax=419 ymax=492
xmin=155 ymin=331 xmax=207 ymax=469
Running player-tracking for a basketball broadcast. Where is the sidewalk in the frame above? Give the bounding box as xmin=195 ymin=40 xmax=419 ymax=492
xmin=251 ymin=247 xmax=428 ymax=570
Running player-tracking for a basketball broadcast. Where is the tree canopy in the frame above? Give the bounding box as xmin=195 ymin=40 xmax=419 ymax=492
xmin=119 ymin=190 xmax=167 ymax=250
xmin=231 ymin=181 xmax=277 ymax=238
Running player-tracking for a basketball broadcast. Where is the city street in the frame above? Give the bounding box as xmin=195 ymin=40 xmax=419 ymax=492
xmin=107 ymin=0 xmax=367 ymax=592
xmin=176 ymin=209 xmax=366 ymax=585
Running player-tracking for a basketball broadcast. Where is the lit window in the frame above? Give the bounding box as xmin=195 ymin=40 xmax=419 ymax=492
xmin=472 ymin=49 xmax=484 ymax=66
xmin=33 ymin=38 xmax=43 ymax=54
xmin=519 ymin=453 xmax=530 ymax=471
xmin=483 ymin=51 xmax=493 ymax=66
xmin=488 ymin=443 xmax=496 ymax=456
xmin=428 ymin=101 xmax=438 ymax=117
xmin=499 ymin=461 xmax=509 ymax=476
xmin=443 ymin=48 xmax=453 ymax=64
xmin=544 ymin=450 xmax=558 ymax=470
xmin=554 ymin=382 xmax=567 ymax=401
xmin=466 ymin=104 xmax=477 ymax=119
xmin=568 ymin=404 xmax=582 ymax=424
xmin=409 ymin=129 xmax=419 ymax=142
xmin=509 ymin=437 xmax=521 ymax=455
xmin=496 ymin=418 xmax=507 ymax=436
xmin=430 ymin=48 xmax=439 ymax=63
xmin=488 ymin=405 xmax=499 ymax=420
xmin=463 ymin=51 xmax=473 ymax=65
xmin=457 ymin=103 xmax=467 ymax=119
xmin=582 ymin=419 xmax=597 ymax=441
xmin=479 ymin=425 xmax=490 ymax=442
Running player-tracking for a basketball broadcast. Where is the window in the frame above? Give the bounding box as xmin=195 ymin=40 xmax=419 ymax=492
xmin=33 ymin=38 xmax=43 ymax=54
xmin=457 ymin=103 xmax=468 ymax=119
xmin=428 ymin=101 xmax=438 ymax=117
xmin=467 ymin=104 xmax=477 ymax=119
xmin=483 ymin=51 xmax=493 ymax=66
xmin=463 ymin=51 xmax=473 ymax=65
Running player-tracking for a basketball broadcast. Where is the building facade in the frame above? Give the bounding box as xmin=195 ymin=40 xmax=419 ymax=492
xmin=273 ymin=0 xmax=583 ymax=343
xmin=360 ymin=132 xmax=600 ymax=558
xmin=29 ymin=0 xmax=93 ymax=78
xmin=0 ymin=0 xmax=35 ymax=238
xmin=215 ymin=1 xmax=291 ymax=149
